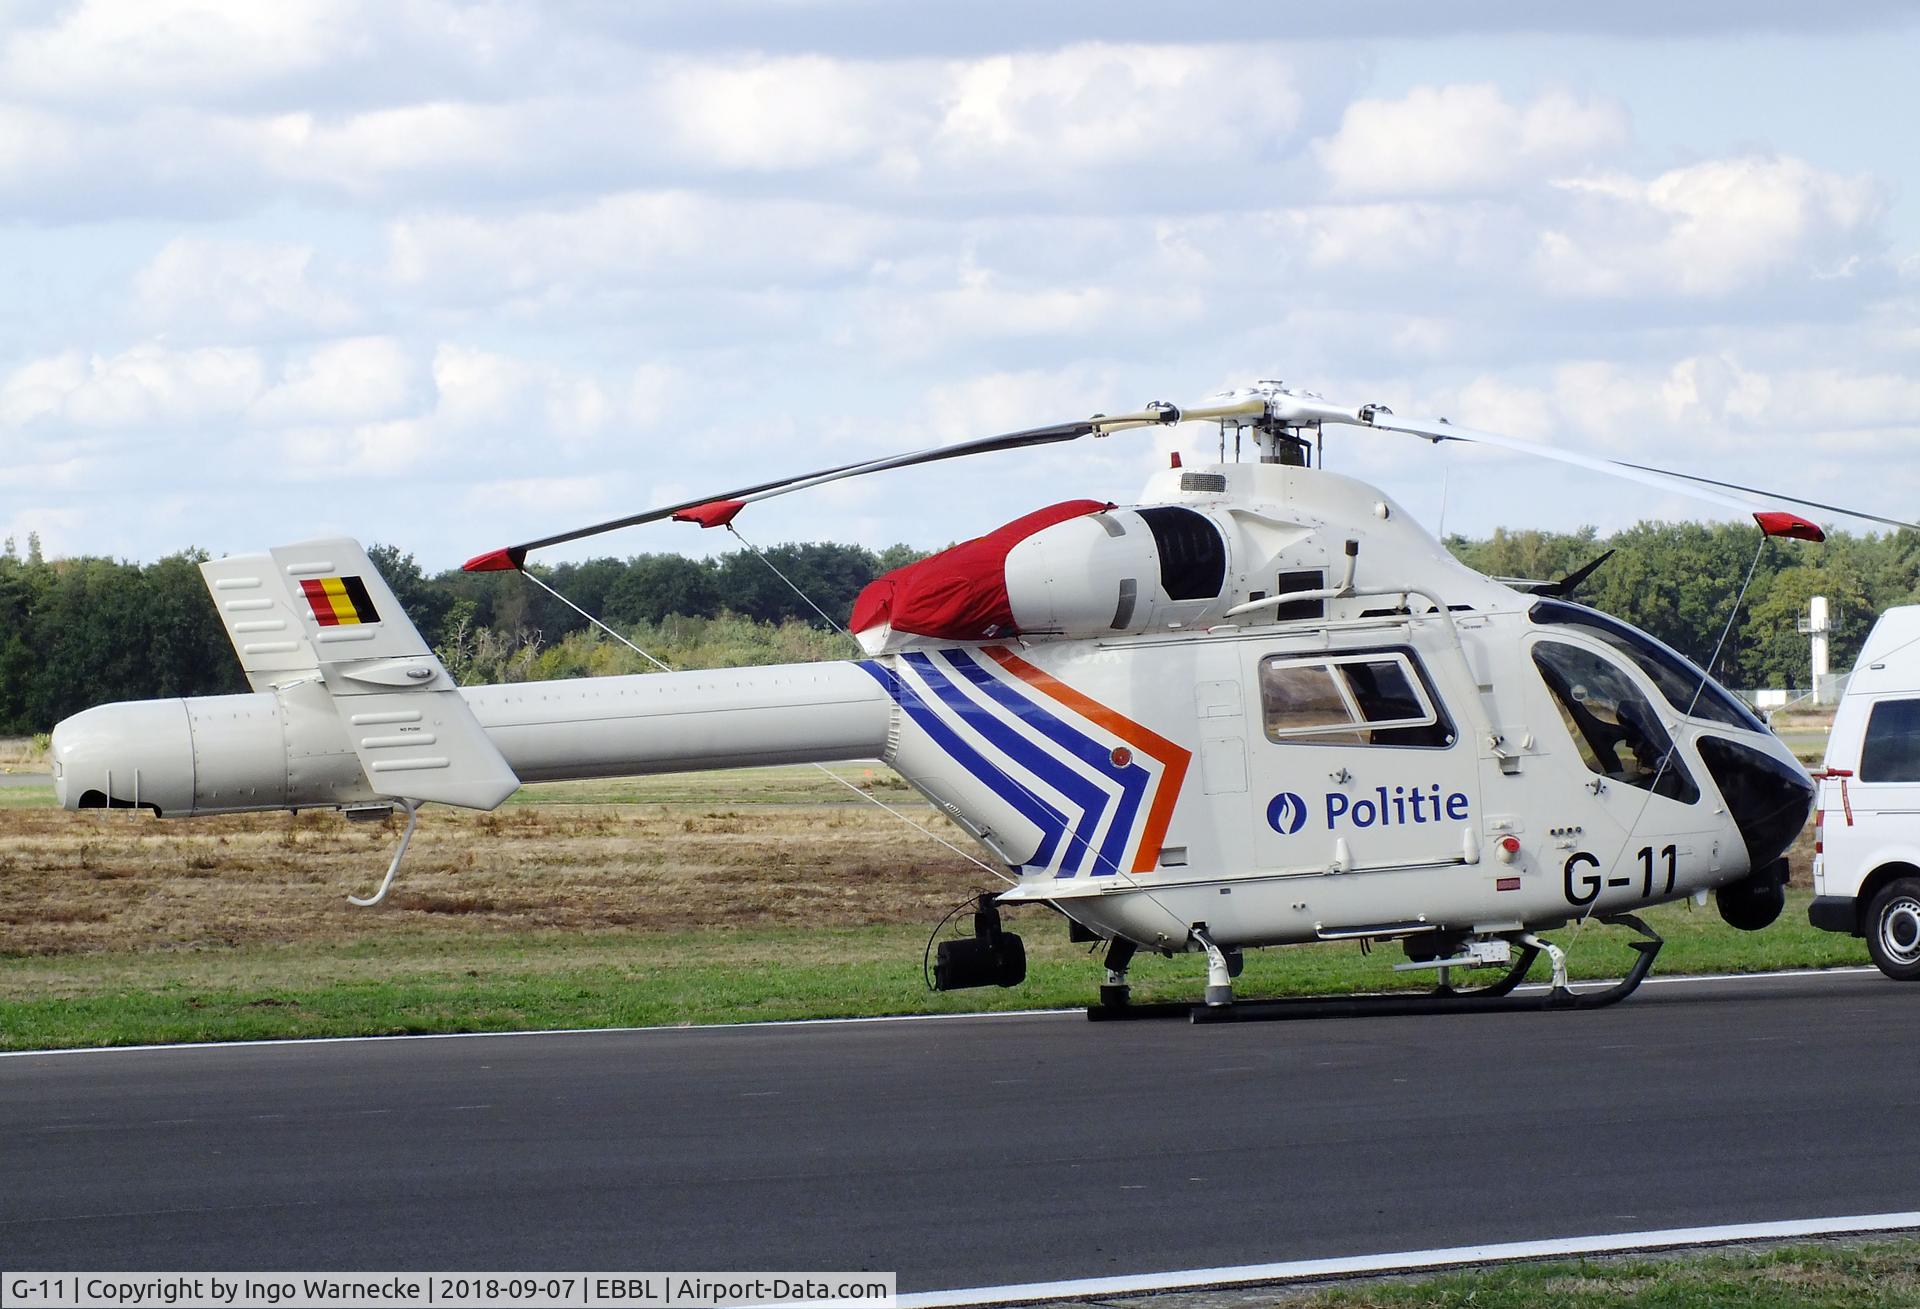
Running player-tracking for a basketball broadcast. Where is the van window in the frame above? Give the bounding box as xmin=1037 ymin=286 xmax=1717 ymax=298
xmin=1533 ymin=639 xmax=1700 ymax=803
xmin=1260 ymin=650 xmax=1454 ymax=747
xmin=1529 ymin=599 xmax=1764 ymax=732
xmin=1861 ymin=699 xmax=1920 ymax=782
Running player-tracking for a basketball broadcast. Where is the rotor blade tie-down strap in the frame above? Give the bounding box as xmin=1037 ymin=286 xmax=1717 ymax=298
xmin=724 ymin=524 xmax=852 ymax=637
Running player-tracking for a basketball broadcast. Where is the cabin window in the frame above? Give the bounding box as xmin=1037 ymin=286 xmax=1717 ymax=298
xmin=1529 ymin=599 xmax=1763 ymax=731
xmin=1259 ymin=650 xmax=1454 ymax=747
xmin=1861 ymin=698 xmax=1920 ymax=782
xmin=1532 ymin=639 xmax=1700 ymax=803
xmin=1271 ymin=569 xmax=1325 ymax=622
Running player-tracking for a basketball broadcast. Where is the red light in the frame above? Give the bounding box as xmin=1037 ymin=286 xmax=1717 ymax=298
xmin=1170 ymin=452 xmax=1183 ymax=469
xmin=1500 ymin=836 xmax=1521 ymax=854
xmin=1813 ymin=808 xmax=1823 ymax=856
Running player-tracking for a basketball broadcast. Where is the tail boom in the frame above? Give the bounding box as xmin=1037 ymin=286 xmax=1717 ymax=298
xmin=51 ymin=663 xmax=893 ymax=816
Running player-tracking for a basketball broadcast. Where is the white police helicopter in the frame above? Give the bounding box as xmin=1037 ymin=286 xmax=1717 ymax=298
xmin=49 ymin=382 xmax=1913 ymax=1021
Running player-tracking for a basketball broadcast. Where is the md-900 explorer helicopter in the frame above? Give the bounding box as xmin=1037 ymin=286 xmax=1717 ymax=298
xmin=51 ymin=381 xmax=1909 ymax=1021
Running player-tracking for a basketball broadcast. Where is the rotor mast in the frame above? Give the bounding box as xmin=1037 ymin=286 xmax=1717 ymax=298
xmin=1204 ymin=381 xmax=1382 ymax=467
xmin=1084 ymin=382 xmax=1377 ymax=468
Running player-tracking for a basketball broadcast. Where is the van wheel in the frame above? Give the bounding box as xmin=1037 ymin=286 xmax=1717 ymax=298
xmin=1866 ymin=878 xmax=1920 ymax=981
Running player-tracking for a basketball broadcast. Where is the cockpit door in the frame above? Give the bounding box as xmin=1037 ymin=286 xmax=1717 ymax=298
xmin=1525 ymin=634 xmax=1724 ymax=908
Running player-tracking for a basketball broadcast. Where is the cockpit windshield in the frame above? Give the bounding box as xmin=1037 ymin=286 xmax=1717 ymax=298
xmin=1533 ymin=639 xmax=1701 ymax=804
xmin=1529 ymin=599 xmax=1765 ymax=732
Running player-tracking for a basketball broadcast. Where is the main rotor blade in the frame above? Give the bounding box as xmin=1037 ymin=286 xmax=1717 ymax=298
xmin=1368 ymin=414 xmax=1920 ymax=533
xmin=465 ymin=419 xmax=1096 ymax=571
xmin=1611 ymin=461 xmax=1920 ymax=534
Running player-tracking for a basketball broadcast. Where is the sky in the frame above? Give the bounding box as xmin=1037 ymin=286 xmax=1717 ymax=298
xmin=2 ymin=0 xmax=1917 ymax=571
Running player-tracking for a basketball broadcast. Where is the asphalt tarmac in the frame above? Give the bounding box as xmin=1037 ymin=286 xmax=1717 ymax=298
xmin=3 ymin=969 xmax=1915 ymax=1293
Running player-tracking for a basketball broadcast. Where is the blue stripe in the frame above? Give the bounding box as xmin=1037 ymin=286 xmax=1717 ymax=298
xmin=904 ymin=651 xmax=1108 ymax=878
xmin=940 ymin=650 xmax=1148 ymax=878
xmin=856 ymin=660 xmax=1065 ymax=873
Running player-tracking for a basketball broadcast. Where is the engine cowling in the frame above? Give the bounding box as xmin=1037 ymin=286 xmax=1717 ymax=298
xmin=850 ymin=500 xmax=1237 ymax=654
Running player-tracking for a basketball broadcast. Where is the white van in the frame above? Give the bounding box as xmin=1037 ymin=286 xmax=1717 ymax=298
xmin=1809 ymin=604 xmax=1920 ymax=979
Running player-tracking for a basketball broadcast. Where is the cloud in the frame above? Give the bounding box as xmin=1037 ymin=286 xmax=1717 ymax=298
xmin=0 ymin=0 xmax=567 ymax=112
xmin=921 ymin=364 xmax=1127 ymax=443
xmin=0 ymin=344 xmax=265 ymax=429
xmin=652 ymin=55 xmax=912 ymax=172
xmin=0 ymin=36 xmax=1340 ymax=218
xmin=1 ymin=0 xmax=352 ymax=105
xmin=1317 ymin=85 xmax=1628 ymax=197
xmin=278 ymin=417 xmax=438 ymax=477
xmin=1417 ymin=354 xmax=1920 ymax=458
xmin=0 ymin=14 xmax=1913 ymax=564
xmin=458 ymin=475 xmax=622 ymax=535
xmin=250 ymin=337 xmax=419 ymax=425
xmin=131 ymin=237 xmax=358 ymax=337
xmin=387 ymin=191 xmax=898 ymax=303
xmin=1537 ymin=156 xmax=1885 ymax=297
xmin=428 ymin=344 xmax=645 ymax=446
xmin=570 ymin=0 xmax=1920 ymax=57
xmin=933 ymin=43 xmax=1309 ymax=175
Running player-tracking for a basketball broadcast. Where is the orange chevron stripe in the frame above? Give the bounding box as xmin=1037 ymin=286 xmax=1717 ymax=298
xmin=982 ymin=645 xmax=1190 ymax=873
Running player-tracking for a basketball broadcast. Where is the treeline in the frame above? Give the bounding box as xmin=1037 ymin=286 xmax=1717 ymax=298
xmin=1446 ymin=523 xmax=1920 ymax=690
xmin=2 ymin=524 xmax=1916 ymax=733
xmin=0 ymin=537 xmax=923 ymax=733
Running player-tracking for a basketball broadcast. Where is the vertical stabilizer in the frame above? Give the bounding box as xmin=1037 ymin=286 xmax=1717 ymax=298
xmin=202 ymin=540 xmax=520 ymax=810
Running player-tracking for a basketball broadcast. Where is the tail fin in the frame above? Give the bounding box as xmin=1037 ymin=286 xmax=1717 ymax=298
xmin=200 ymin=539 xmax=519 ymax=810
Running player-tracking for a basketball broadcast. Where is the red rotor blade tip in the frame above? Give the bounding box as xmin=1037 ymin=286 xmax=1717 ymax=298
xmin=1753 ymin=511 xmax=1825 ymax=543
xmin=462 ymin=546 xmax=525 ymax=573
xmin=672 ymin=499 xmax=746 ymax=529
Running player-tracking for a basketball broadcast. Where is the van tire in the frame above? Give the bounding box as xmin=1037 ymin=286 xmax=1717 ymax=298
xmin=1865 ymin=878 xmax=1920 ymax=981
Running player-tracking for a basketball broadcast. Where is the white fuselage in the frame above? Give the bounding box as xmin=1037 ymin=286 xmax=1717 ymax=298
xmin=51 ymin=460 xmax=1808 ymax=956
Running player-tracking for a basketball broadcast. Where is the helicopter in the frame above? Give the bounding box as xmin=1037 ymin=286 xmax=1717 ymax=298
xmin=47 ymin=381 xmax=1915 ymax=1022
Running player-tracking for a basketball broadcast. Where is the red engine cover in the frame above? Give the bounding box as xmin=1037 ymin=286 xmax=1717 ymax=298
xmin=850 ymin=499 xmax=1113 ymax=641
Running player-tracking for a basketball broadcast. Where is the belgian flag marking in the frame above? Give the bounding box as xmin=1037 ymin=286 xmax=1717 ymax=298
xmin=299 ymin=576 xmax=381 ymax=627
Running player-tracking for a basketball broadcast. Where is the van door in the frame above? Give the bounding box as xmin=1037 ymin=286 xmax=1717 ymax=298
xmin=1850 ymin=696 xmax=1920 ymax=850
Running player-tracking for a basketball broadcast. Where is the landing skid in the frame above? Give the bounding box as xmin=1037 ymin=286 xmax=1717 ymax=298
xmin=1087 ymin=915 xmax=1662 ymax=1024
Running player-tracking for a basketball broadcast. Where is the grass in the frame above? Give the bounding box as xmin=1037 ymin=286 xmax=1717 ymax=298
xmin=0 ymin=888 xmax=1868 ymax=1051
xmin=1281 ymin=1242 xmax=1920 ymax=1307
xmin=0 ymin=760 xmax=1872 ymax=1051
xmin=0 ymin=732 xmax=49 ymax=769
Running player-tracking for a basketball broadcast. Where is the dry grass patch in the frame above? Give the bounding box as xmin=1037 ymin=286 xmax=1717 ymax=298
xmin=0 ymin=784 xmax=991 ymax=957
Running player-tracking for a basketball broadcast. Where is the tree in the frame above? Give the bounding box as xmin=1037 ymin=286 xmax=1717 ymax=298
xmin=713 ymin=542 xmax=881 ymax=628
xmin=368 ymin=543 xmax=453 ymax=647
xmin=606 ymin=554 xmax=719 ymax=625
xmin=141 ymin=551 xmax=246 ymax=700
xmin=1741 ymin=563 xmax=1870 ymax=689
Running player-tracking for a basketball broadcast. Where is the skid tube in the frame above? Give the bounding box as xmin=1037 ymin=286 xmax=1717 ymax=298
xmin=1087 ymin=915 xmax=1662 ymax=1024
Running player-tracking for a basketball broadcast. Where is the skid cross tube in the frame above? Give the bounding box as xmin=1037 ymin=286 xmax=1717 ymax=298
xmin=1088 ymin=916 xmax=1662 ymax=1024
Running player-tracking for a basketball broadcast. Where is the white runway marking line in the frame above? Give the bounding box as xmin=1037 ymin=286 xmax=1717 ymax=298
xmin=895 ymin=1211 xmax=1920 ymax=1307
xmin=0 ymin=966 xmax=1883 ymax=1060
xmin=0 ymin=1005 xmax=1079 ymax=1058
